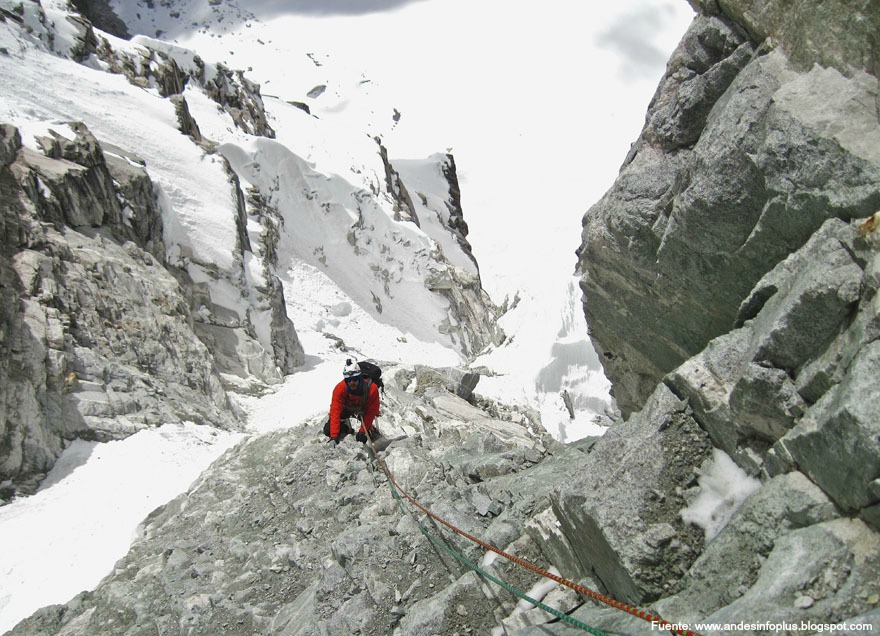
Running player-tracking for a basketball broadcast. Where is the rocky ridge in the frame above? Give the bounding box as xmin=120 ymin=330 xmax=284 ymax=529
xmin=7 ymin=365 xmax=585 ymax=636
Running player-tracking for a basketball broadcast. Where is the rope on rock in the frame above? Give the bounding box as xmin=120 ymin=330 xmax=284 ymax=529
xmin=366 ymin=435 xmax=703 ymax=636
xmin=384 ymin=475 xmax=610 ymax=635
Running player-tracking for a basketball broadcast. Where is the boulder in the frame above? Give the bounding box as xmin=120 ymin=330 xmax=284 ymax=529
xmin=780 ymin=340 xmax=880 ymax=513
xmin=655 ymin=471 xmax=839 ymax=621
xmin=551 ymin=384 xmax=713 ymax=603
xmin=701 ymin=519 xmax=880 ymax=629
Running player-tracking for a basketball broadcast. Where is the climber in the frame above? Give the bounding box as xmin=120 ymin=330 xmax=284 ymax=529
xmin=323 ymin=359 xmax=382 ymax=446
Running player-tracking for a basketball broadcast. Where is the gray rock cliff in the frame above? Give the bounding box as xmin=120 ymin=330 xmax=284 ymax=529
xmin=578 ymin=5 xmax=880 ymax=418
xmin=566 ymin=0 xmax=880 ymax=632
xmin=0 ymin=120 xmax=262 ymax=498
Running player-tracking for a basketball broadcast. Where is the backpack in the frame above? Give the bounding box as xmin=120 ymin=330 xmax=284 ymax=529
xmin=356 ymin=360 xmax=384 ymax=392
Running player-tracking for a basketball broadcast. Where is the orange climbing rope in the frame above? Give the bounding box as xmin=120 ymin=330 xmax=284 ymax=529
xmin=367 ymin=436 xmax=703 ymax=636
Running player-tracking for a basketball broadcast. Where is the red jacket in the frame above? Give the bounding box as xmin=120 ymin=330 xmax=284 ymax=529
xmin=328 ymin=379 xmax=380 ymax=438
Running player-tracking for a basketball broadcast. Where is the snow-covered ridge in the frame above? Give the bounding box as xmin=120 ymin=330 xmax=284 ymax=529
xmin=0 ymin=0 xmax=501 ymax=499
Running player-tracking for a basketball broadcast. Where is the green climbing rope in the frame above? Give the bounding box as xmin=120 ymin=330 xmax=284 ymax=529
xmin=383 ymin=472 xmax=610 ymax=636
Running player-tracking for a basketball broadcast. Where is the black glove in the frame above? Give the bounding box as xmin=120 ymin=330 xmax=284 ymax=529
xmin=355 ymin=432 xmax=368 ymax=444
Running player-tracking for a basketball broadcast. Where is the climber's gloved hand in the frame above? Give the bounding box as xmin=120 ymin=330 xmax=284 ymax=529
xmin=355 ymin=432 xmax=368 ymax=444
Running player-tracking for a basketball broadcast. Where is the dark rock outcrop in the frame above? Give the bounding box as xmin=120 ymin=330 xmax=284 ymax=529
xmin=439 ymin=153 xmax=473 ymax=263
xmin=70 ymin=0 xmax=131 ymax=40
xmin=377 ymin=140 xmax=420 ymax=225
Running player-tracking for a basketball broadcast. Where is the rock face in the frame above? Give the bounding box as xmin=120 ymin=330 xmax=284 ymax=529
xmin=693 ymin=0 xmax=880 ymax=75
xmin=578 ymin=8 xmax=880 ymax=417
xmin=564 ymin=0 xmax=880 ymax=633
xmin=0 ymin=120 xmax=277 ymax=497
xmin=552 ymin=384 xmax=713 ymax=605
